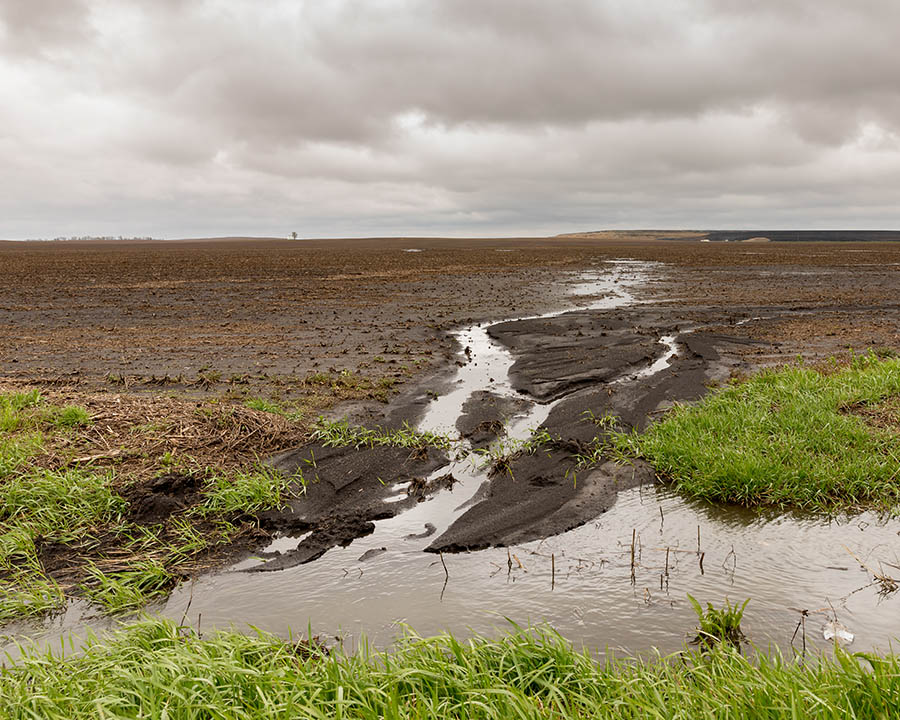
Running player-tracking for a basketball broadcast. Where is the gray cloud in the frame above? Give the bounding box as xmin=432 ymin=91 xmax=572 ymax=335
xmin=1 ymin=0 xmax=899 ymax=238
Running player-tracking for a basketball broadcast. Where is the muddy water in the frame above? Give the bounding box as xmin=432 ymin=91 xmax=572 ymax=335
xmin=5 ymin=260 xmax=900 ymax=658
xmin=167 ymin=488 xmax=900 ymax=657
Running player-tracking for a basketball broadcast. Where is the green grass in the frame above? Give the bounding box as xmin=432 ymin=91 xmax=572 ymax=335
xmin=198 ymin=465 xmax=302 ymax=516
xmin=311 ymin=417 xmax=455 ymax=452
xmin=0 ymin=528 xmax=65 ymax=624
xmin=0 ymin=391 xmax=90 ymax=432
xmin=689 ymin=594 xmax=749 ymax=650
xmin=0 ymin=391 xmax=42 ymax=432
xmin=3 ymin=618 xmax=900 ymax=718
xmin=0 ymin=467 xmax=126 ymax=622
xmin=471 ymin=426 xmax=556 ymax=473
xmin=0 ymin=433 xmax=43 ymax=475
xmin=244 ymin=396 xmax=286 ymax=414
xmin=0 ymin=467 xmax=125 ymax=540
xmin=612 ymin=355 xmax=900 ymax=511
xmin=80 ymin=560 xmax=175 ymax=613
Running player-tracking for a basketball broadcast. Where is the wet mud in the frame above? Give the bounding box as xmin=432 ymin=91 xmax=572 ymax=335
xmin=254 ymin=292 xmax=900 ymax=560
xmin=427 ymin=452 xmax=654 ymax=552
xmin=252 ymin=443 xmax=448 ymax=570
xmin=456 ymin=391 xmax=531 ymax=449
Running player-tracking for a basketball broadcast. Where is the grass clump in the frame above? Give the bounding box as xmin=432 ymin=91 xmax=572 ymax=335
xmin=198 ymin=465 xmax=302 ymax=516
xmin=0 ymin=468 xmax=125 ymax=540
xmin=0 ymin=391 xmax=90 ymax=433
xmin=689 ymin=595 xmax=749 ymax=650
xmin=4 ymin=619 xmax=900 ymax=718
xmin=244 ymin=396 xmax=285 ymax=414
xmin=0 ymin=529 xmax=65 ymax=624
xmin=80 ymin=561 xmax=174 ymax=613
xmin=0 ymin=467 xmax=126 ymax=622
xmin=311 ymin=417 xmax=454 ymax=452
xmin=613 ymin=354 xmax=900 ymax=511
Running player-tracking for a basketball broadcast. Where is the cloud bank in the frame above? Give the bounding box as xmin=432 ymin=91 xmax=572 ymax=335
xmin=2 ymin=0 xmax=899 ymax=238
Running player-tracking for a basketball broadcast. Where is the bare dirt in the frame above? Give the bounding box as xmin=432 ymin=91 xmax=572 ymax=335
xmin=3 ymin=235 xmax=900 ymax=575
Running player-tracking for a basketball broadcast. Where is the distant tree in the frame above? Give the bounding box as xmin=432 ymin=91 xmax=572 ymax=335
xmin=291 ymin=231 xmax=298 ymax=240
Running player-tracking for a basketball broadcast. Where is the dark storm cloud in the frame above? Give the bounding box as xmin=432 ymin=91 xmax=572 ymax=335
xmin=1 ymin=0 xmax=899 ymax=238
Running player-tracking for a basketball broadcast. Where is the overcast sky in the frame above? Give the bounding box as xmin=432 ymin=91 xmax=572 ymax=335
xmin=2 ymin=0 xmax=899 ymax=239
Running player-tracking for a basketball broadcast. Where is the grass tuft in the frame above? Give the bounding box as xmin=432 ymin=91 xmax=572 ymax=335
xmin=198 ymin=465 xmax=302 ymax=516
xmin=80 ymin=561 xmax=175 ymax=613
xmin=689 ymin=595 xmax=749 ymax=650
xmin=311 ymin=417 xmax=454 ymax=452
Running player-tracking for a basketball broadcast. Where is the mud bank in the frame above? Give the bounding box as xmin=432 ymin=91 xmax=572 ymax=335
xmin=252 ymin=443 xmax=449 ymax=570
xmin=251 ymin=264 xmax=759 ymax=558
xmin=255 ymin=279 xmax=900 ymax=562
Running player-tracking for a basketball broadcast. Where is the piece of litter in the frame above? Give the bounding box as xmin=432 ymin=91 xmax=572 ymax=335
xmin=823 ymin=620 xmax=854 ymax=645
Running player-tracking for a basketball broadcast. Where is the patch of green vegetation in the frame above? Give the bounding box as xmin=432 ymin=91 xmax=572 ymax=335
xmin=311 ymin=417 xmax=455 ymax=452
xmin=244 ymin=396 xmax=285 ymax=414
xmin=612 ymin=354 xmax=900 ymax=511
xmin=0 ymin=528 xmax=65 ymax=624
xmin=242 ymin=395 xmax=314 ymax=422
xmin=4 ymin=618 xmax=900 ymax=718
xmin=198 ymin=465 xmax=302 ymax=516
xmin=46 ymin=405 xmax=91 ymax=428
xmin=689 ymin=595 xmax=749 ymax=650
xmin=0 ymin=573 xmax=64 ymax=625
xmin=0 ymin=466 xmax=126 ymax=622
xmin=472 ymin=426 xmax=556 ymax=473
xmin=80 ymin=560 xmax=174 ymax=613
xmin=1 ymin=467 xmax=125 ymax=540
xmin=0 ymin=391 xmax=90 ymax=433
xmin=0 ymin=433 xmax=43 ymax=475
xmin=0 ymin=391 xmax=42 ymax=432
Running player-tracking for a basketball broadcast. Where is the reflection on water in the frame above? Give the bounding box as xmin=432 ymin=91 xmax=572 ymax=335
xmin=187 ymin=485 xmax=900 ymax=656
xmin=9 ymin=484 xmax=898 ymax=661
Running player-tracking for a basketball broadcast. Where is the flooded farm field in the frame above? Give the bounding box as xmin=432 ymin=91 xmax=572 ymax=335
xmin=2 ymin=236 xmax=900 ymax=659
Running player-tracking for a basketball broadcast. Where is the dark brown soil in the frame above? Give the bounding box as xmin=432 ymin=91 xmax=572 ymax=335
xmin=3 ymin=235 xmax=900 ymax=576
xmin=3 ymin=237 xmax=897 ymax=405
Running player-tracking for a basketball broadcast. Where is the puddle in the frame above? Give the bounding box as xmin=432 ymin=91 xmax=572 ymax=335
xmin=6 ymin=258 xmax=900 ymax=659
xmin=12 ymin=485 xmax=899 ymax=660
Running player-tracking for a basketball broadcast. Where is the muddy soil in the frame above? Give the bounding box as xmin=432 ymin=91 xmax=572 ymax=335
xmin=2 ymin=236 xmax=899 ymax=576
xmin=2 ymin=237 xmax=897 ymax=400
xmin=252 ymin=443 xmax=449 ymax=569
xmin=247 ymin=245 xmax=900 ymax=558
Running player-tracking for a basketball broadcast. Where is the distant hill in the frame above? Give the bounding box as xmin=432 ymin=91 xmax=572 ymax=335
xmin=556 ymin=230 xmax=900 ymax=242
xmin=703 ymin=231 xmax=900 ymax=242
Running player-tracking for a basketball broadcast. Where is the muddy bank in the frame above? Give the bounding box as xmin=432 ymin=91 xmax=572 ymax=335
xmin=425 ymin=308 xmax=769 ymax=551
xmin=256 ymin=295 xmax=900 ymax=558
xmin=427 ymin=452 xmax=655 ymax=552
xmin=486 ymin=314 xmax=660 ymax=402
xmin=252 ymin=443 xmax=449 ymax=570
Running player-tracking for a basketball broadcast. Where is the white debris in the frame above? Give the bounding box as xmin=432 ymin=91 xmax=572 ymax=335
xmin=823 ymin=620 xmax=854 ymax=645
